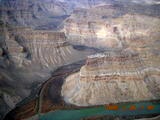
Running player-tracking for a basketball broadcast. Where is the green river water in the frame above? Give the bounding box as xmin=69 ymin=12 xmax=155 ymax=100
xmin=40 ymin=101 xmax=160 ymax=120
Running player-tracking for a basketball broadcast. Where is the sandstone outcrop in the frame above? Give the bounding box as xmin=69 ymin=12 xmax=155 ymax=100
xmin=62 ymin=49 xmax=160 ymax=106
xmin=5 ymin=27 xmax=94 ymax=71
xmin=0 ymin=0 xmax=160 ymax=119
xmin=63 ymin=4 xmax=160 ymax=49
xmin=0 ymin=23 xmax=96 ymax=118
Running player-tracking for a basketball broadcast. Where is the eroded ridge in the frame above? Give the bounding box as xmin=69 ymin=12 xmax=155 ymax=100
xmin=62 ymin=50 xmax=160 ymax=106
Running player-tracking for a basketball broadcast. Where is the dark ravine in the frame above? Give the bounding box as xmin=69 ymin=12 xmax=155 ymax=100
xmin=3 ymin=60 xmax=85 ymax=120
xmin=3 ymin=59 xmax=160 ymax=120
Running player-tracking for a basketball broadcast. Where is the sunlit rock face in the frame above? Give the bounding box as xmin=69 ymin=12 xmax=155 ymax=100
xmin=0 ymin=0 xmax=114 ymax=30
xmin=62 ymin=49 xmax=160 ymax=106
xmin=6 ymin=28 xmax=90 ymax=70
xmin=1 ymin=0 xmax=159 ymax=30
xmin=63 ymin=4 xmax=160 ymax=49
xmin=61 ymin=5 xmax=160 ymax=105
xmin=0 ymin=23 xmax=95 ymax=116
xmin=0 ymin=0 xmax=159 ymax=119
xmin=1 ymin=25 xmax=94 ymax=82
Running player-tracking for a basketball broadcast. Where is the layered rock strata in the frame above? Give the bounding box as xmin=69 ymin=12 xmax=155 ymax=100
xmin=1 ymin=26 xmax=95 ymax=82
xmin=62 ymin=50 xmax=160 ymax=106
xmin=0 ymin=24 xmax=95 ymax=114
xmin=0 ymin=0 xmax=70 ymax=30
xmin=63 ymin=5 xmax=160 ymax=49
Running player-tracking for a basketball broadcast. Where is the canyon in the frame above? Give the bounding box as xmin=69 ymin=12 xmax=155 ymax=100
xmin=61 ymin=4 xmax=160 ymax=107
xmin=63 ymin=10 xmax=160 ymax=48
xmin=0 ymin=22 xmax=96 ymax=118
xmin=62 ymin=50 xmax=160 ymax=106
xmin=0 ymin=0 xmax=160 ymax=120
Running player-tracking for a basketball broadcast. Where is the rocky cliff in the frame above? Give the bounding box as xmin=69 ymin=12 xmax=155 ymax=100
xmin=0 ymin=0 xmax=116 ymax=30
xmin=2 ymin=24 xmax=94 ymax=69
xmin=1 ymin=0 xmax=159 ymax=30
xmin=0 ymin=0 xmax=70 ymax=30
xmin=62 ymin=49 xmax=160 ymax=106
xmin=0 ymin=21 xmax=96 ymax=118
xmin=62 ymin=11 xmax=160 ymax=105
xmin=63 ymin=4 xmax=160 ymax=49
xmin=0 ymin=0 xmax=160 ymax=119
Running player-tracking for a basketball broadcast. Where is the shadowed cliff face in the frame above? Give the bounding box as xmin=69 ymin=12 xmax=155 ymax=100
xmin=1 ymin=0 xmax=159 ymax=30
xmin=61 ymin=0 xmax=160 ymax=108
xmin=0 ymin=21 xmax=97 ymax=118
xmin=0 ymin=0 xmax=70 ymax=30
xmin=0 ymin=0 xmax=114 ymax=30
xmin=0 ymin=0 xmax=160 ymax=119
xmin=61 ymin=3 xmax=160 ymax=106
